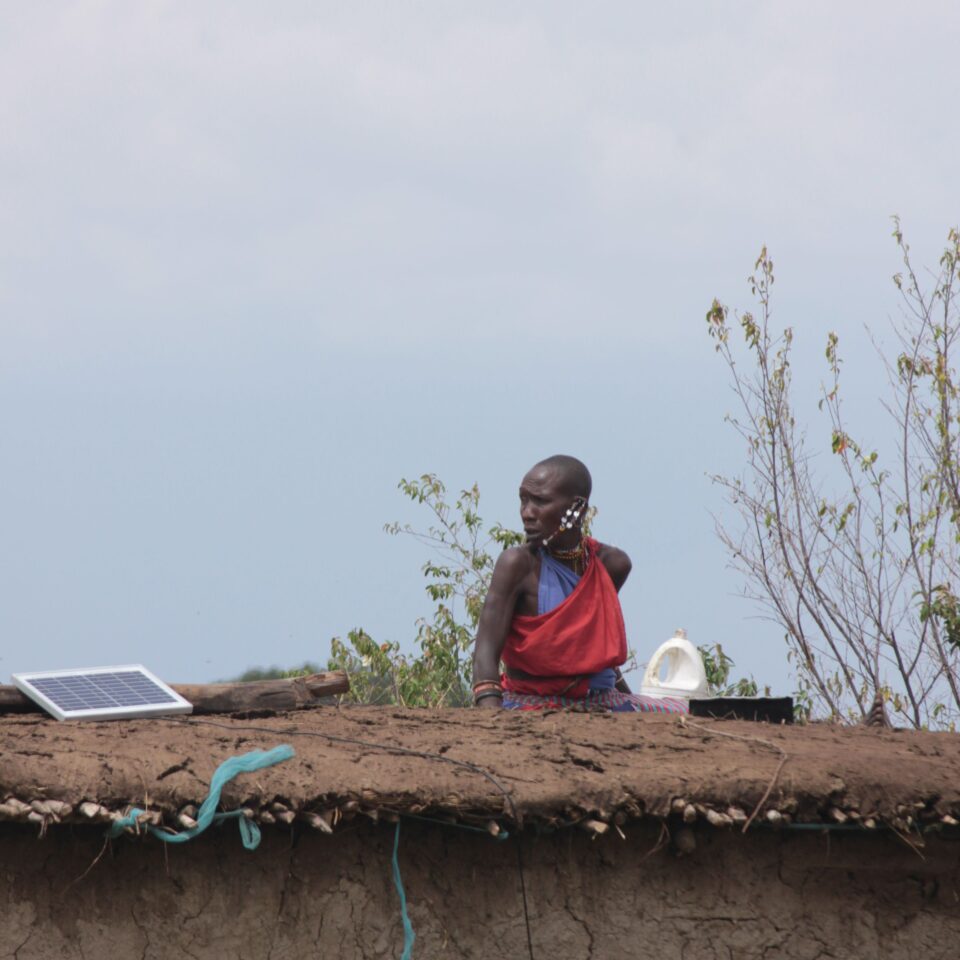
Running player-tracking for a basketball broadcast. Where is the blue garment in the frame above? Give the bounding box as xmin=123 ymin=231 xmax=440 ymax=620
xmin=537 ymin=550 xmax=581 ymax=614
xmin=538 ymin=550 xmax=616 ymax=691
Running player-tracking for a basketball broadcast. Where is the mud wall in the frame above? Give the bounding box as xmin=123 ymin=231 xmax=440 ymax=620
xmin=2 ymin=820 xmax=959 ymax=960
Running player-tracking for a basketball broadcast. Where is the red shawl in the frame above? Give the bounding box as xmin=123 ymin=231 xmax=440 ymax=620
xmin=501 ymin=539 xmax=627 ymax=699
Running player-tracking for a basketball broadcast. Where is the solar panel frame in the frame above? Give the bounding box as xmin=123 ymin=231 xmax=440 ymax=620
xmin=11 ymin=665 xmax=194 ymax=721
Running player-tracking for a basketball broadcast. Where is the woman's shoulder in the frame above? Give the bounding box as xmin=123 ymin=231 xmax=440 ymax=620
xmin=591 ymin=540 xmax=632 ymax=586
xmin=493 ymin=543 xmax=539 ymax=579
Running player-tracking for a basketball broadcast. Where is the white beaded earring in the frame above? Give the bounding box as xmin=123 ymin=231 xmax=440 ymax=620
xmin=560 ymin=503 xmax=583 ymax=531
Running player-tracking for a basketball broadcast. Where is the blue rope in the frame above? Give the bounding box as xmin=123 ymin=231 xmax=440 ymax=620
xmin=392 ymin=820 xmax=416 ymax=960
xmin=107 ymin=744 xmax=295 ymax=851
xmin=388 ymin=815 xmax=509 ymax=958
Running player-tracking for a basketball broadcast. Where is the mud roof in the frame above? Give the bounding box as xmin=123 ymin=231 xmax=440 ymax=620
xmin=1 ymin=708 xmax=958 ymax=836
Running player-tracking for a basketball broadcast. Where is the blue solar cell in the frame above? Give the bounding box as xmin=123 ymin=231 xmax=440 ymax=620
xmin=30 ymin=672 xmax=177 ymax=708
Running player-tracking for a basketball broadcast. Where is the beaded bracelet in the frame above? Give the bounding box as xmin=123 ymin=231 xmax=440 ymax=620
xmin=474 ymin=690 xmax=503 ymax=705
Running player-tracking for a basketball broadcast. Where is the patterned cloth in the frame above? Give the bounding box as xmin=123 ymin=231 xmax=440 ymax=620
xmin=502 ymin=688 xmax=689 ymax=714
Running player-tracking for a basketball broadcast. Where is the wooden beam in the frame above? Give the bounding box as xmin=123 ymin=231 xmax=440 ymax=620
xmin=0 ymin=672 xmax=350 ymax=716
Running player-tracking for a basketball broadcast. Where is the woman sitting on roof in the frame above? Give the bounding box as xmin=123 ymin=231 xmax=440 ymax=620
xmin=471 ymin=455 xmax=687 ymax=713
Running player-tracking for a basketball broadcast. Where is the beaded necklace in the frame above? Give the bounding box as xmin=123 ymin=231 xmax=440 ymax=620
xmin=546 ymin=537 xmax=588 ymax=576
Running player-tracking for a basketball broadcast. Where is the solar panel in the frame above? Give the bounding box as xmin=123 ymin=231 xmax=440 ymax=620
xmin=11 ymin=665 xmax=194 ymax=721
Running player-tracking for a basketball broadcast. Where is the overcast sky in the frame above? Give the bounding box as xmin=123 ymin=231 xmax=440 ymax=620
xmin=1 ymin=2 xmax=957 ymax=693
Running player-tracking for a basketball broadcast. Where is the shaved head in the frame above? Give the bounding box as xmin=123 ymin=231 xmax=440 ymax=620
xmin=532 ymin=455 xmax=592 ymax=499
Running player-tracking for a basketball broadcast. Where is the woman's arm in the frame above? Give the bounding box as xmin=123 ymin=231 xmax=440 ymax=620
xmin=472 ymin=548 xmax=532 ymax=708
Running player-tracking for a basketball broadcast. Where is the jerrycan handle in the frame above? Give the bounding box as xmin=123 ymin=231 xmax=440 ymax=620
xmin=640 ymin=628 xmax=708 ymax=697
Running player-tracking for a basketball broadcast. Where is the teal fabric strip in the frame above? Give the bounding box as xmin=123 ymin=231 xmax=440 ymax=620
xmin=107 ymin=744 xmax=295 ymax=851
xmin=392 ymin=820 xmax=416 ymax=960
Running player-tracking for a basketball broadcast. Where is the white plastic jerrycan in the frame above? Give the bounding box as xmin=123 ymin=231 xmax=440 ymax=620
xmin=640 ymin=628 xmax=708 ymax=700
